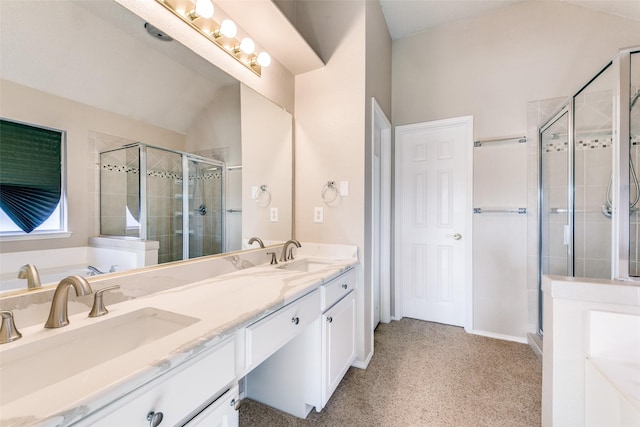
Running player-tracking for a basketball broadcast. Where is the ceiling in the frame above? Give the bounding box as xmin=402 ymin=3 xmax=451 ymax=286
xmin=0 ymin=0 xmax=236 ymax=134
xmin=380 ymin=0 xmax=640 ymax=40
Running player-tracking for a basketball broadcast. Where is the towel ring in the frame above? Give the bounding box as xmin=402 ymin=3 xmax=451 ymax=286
xmin=321 ymin=181 xmax=339 ymax=205
xmin=255 ymin=185 xmax=271 ymax=207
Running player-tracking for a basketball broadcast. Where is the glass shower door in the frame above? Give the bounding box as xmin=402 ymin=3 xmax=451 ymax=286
xmin=186 ymin=158 xmax=224 ymax=259
xmin=629 ymin=51 xmax=640 ymax=276
xmin=540 ymin=109 xmax=571 ymax=283
xmin=573 ymin=65 xmax=613 ymax=279
xmin=100 ymin=145 xmax=141 ymax=237
xmin=539 ymin=108 xmax=571 ymax=334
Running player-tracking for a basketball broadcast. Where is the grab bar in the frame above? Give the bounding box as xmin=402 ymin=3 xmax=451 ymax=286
xmin=473 ymin=207 xmax=527 ymax=214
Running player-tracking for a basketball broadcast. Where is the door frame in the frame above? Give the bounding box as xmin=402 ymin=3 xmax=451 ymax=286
xmin=371 ymin=98 xmax=392 ymax=325
xmin=394 ymin=116 xmax=474 ymax=332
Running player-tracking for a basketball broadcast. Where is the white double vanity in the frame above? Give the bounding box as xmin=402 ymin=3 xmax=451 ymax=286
xmin=0 ymin=243 xmax=359 ymax=426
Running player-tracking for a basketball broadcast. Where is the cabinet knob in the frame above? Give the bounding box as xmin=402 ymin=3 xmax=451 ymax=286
xmin=291 ymin=316 xmax=300 ymax=325
xmin=341 ymin=283 xmax=348 ymax=289
xmin=327 ymin=316 xmax=333 ymax=323
xmin=230 ymin=398 xmax=241 ymax=410
xmin=147 ymin=411 xmax=163 ymax=427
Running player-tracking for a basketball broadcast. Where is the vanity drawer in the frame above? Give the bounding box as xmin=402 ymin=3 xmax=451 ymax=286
xmin=84 ymin=338 xmax=235 ymax=427
xmin=321 ymin=268 xmax=356 ymax=311
xmin=245 ymin=290 xmax=320 ymax=371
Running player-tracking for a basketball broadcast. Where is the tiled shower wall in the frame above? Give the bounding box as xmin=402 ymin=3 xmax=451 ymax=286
xmin=145 ymin=147 xmax=183 ymax=264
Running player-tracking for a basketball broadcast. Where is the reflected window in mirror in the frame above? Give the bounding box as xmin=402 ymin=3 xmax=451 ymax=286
xmin=0 ymin=119 xmax=67 ymax=237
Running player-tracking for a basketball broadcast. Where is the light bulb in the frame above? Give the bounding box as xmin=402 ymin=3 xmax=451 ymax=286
xmin=195 ymin=0 xmax=214 ymax=19
xmin=257 ymin=52 xmax=271 ymax=67
xmin=239 ymin=37 xmax=255 ymax=54
xmin=219 ymin=19 xmax=237 ymax=38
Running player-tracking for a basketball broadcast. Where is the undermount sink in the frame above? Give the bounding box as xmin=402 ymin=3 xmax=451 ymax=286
xmin=0 ymin=307 xmax=199 ymax=405
xmin=277 ymin=258 xmax=335 ymax=273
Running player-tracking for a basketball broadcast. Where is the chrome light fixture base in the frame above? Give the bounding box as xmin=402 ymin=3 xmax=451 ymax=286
xmin=155 ymin=0 xmax=265 ymax=76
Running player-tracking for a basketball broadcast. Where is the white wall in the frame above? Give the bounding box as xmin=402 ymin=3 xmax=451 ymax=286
xmin=241 ymin=84 xmax=293 ymax=243
xmin=294 ymin=0 xmax=367 ymax=363
xmin=392 ymin=1 xmax=640 ymax=340
xmin=0 ymin=80 xmax=185 ymax=253
xmin=364 ymin=0 xmax=393 ymax=331
xmin=293 ymin=0 xmax=391 ymax=366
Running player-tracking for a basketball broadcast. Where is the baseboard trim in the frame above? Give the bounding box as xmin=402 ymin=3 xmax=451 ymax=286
xmin=471 ymin=329 xmax=528 ymax=344
xmin=527 ymin=332 xmax=543 ymax=361
xmin=352 ymin=349 xmax=373 ymax=369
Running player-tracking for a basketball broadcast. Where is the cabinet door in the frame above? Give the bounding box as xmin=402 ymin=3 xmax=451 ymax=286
xmin=321 ymin=290 xmax=356 ymax=408
xmin=79 ymin=339 xmax=235 ymax=426
xmin=185 ymin=385 xmax=239 ymax=427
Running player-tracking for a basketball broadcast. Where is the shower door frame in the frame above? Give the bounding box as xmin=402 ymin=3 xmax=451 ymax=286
xmin=181 ymin=155 xmax=227 ymax=260
xmin=538 ymin=105 xmax=574 ymax=336
xmin=612 ymin=49 xmax=632 ymax=280
xmin=537 ymin=47 xmax=638 ymax=335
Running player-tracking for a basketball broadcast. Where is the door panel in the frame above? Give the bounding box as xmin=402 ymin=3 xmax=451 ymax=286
xmin=396 ymin=117 xmax=472 ymax=327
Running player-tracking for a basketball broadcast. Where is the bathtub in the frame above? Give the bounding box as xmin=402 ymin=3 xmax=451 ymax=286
xmin=0 ymin=237 xmax=158 ymax=294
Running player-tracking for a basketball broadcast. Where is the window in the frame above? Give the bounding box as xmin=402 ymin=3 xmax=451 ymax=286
xmin=0 ymin=119 xmax=66 ymax=236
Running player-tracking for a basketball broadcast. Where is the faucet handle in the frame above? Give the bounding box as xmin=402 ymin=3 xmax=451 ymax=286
xmin=89 ymin=285 xmax=120 ymax=318
xmin=0 ymin=310 xmax=22 ymax=344
xmin=266 ymin=252 xmax=278 ymax=265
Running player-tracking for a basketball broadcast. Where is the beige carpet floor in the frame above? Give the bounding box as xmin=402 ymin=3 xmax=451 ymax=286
xmin=239 ymin=318 xmax=542 ymax=426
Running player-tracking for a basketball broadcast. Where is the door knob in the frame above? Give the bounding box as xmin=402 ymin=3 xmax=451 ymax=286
xmin=449 ymin=233 xmax=462 ymax=240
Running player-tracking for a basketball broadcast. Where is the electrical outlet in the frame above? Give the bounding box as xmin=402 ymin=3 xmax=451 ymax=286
xmin=270 ymin=207 xmax=278 ymax=222
xmin=314 ymin=207 xmax=324 ymax=223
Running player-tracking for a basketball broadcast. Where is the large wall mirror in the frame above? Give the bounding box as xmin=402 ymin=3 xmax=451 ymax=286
xmin=0 ymin=1 xmax=292 ymax=270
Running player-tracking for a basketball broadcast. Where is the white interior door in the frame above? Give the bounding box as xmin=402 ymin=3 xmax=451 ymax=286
xmin=395 ymin=117 xmax=472 ymax=328
xmin=372 ymin=99 xmax=392 ymax=327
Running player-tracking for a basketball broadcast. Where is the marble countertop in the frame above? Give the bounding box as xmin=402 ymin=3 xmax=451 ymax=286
xmin=0 ymin=254 xmax=358 ymax=426
xmin=542 ymin=275 xmax=640 ymax=306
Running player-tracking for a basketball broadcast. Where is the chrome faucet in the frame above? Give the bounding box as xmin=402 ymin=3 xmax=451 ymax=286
xmin=0 ymin=310 xmax=22 ymax=344
xmin=18 ymin=264 xmax=41 ymax=290
xmin=280 ymin=239 xmax=301 ymax=262
xmin=44 ymin=275 xmax=93 ymax=328
xmin=248 ymin=237 xmax=265 ymax=248
xmin=87 ymin=265 xmax=105 ymax=276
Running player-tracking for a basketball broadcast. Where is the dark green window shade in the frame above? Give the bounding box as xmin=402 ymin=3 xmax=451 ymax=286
xmin=0 ymin=120 xmax=62 ymax=233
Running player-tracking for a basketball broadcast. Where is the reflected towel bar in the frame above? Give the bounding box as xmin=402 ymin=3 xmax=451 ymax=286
xmin=473 ymin=207 xmax=527 ymax=214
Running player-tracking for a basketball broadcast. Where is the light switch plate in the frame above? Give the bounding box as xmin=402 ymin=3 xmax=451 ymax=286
xmin=340 ymin=181 xmax=349 ymax=196
xmin=251 ymin=186 xmax=258 ymax=199
xmin=314 ymin=207 xmax=324 ymax=223
xmin=270 ymin=207 xmax=278 ymax=222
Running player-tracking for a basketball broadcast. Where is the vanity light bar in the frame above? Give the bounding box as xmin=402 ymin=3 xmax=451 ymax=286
xmin=155 ymin=0 xmax=269 ymax=76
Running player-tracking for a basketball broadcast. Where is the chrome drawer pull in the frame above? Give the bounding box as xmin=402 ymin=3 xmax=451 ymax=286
xmin=147 ymin=411 xmax=163 ymax=427
xmin=341 ymin=283 xmax=348 ymax=289
xmin=231 ymin=398 xmax=241 ymax=410
xmin=291 ymin=316 xmax=300 ymax=325
xmin=327 ymin=317 xmax=333 ymax=323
